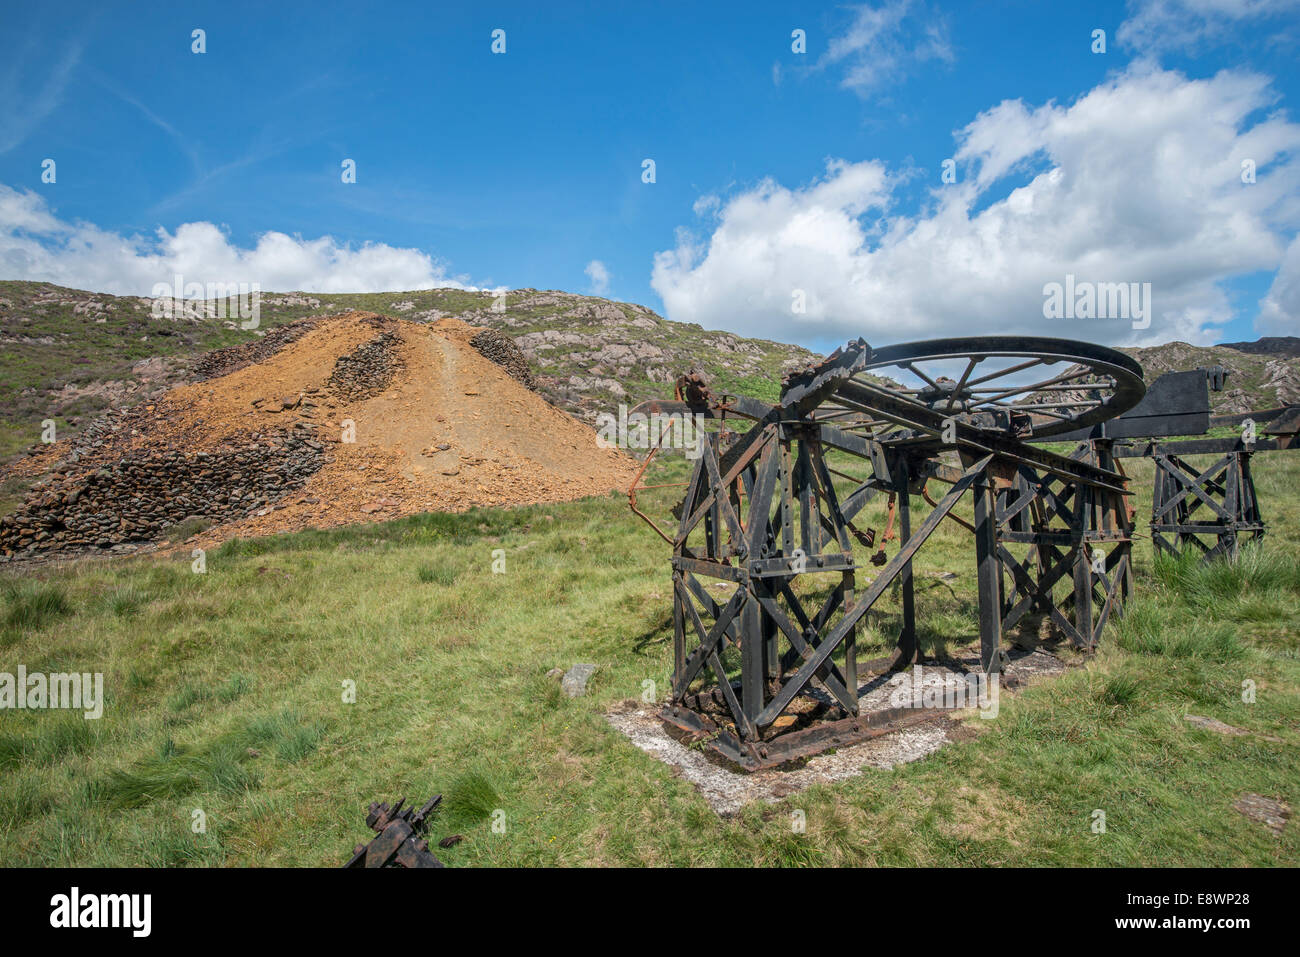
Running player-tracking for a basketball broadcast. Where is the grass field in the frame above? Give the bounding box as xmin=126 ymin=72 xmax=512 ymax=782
xmin=1 ymin=448 xmax=1297 ymax=867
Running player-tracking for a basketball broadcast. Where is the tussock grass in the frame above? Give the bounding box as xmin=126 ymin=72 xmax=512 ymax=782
xmin=445 ymin=771 xmax=501 ymax=823
xmin=2 ymin=579 xmax=72 ymax=635
xmin=1152 ymin=545 xmax=1300 ymax=611
xmin=1117 ymin=601 xmax=1244 ymax=662
xmin=98 ymin=709 xmax=327 ymax=809
xmin=104 ymin=585 xmax=150 ymax=618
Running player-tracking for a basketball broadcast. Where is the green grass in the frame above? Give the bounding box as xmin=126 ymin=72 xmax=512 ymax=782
xmin=2 ymin=580 xmax=72 ymax=644
xmin=0 ymin=448 xmax=1296 ymax=866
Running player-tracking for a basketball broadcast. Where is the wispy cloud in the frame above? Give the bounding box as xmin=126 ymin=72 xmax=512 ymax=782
xmin=0 ymin=33 xmax=86 ymax=154
xmin=87 ymin=70 xmax=202 ymax=176
xmin=818 ymin=0 xmax=954 ymax=97
xmin=1119 ymin=0 xmax=1300 ymax=56
xmin=85 ymin=69 xmax=307 ymax=218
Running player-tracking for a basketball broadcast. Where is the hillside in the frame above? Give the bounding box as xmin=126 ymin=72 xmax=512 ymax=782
xmin=1126 ymin=339 xmax=1300 ymax=414
xmin=3 ymin=280 xmax=1298 ymax=470
xmin=0 ymin=281 xmax=815 ymax=465
xmin=0 ymin=311 xmax=637 ymax=562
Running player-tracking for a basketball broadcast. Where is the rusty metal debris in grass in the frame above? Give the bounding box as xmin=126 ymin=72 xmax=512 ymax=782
xmin=628 ymin=334 xmax=1299 ymax=772
xmin=344 ymin=794 xmax=445 ymax=868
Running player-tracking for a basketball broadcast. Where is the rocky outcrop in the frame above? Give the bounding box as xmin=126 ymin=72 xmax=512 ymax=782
xmin=1220 ymin=336 xmax=1300 ymax=359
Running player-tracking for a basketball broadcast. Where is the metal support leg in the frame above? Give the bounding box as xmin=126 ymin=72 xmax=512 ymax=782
xmin=974 ymin=476 xmax=1003 ymax=674
xmin=1073 ymin=486 xmax=1095 ymax=647
xmin=671 ymin=571 xmax=685 ymax=693
xmin=740 ymin=591 xmax=764 ymax=735
xmin=896 ymin=462 xmax=918 ymax=666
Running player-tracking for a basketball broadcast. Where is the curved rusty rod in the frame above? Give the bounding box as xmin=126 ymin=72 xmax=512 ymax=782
xmin=627 ymin=438 xmax=679 ymax=546
xmin=921 ymin=481 xmax=977 ymax=533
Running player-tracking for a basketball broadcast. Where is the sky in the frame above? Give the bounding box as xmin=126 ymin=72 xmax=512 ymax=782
xmin=1 ymin=0 xmax=1298 ymax=353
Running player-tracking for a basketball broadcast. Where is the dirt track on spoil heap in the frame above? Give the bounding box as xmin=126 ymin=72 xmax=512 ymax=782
xmin=179 ymin=312 xmax=640 ymax=538
xmin=0 ymin=312 xmax=638 ymax=560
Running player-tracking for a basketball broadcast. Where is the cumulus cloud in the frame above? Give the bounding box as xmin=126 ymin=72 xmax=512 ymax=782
xmin=1119 ymin=0 xmax=1300 ymax=56
xmin=819 ymin=0 xmax=954 ymax=96
xmin=584 ymin=259 xmax=611 ymax=295
xmin=651 ymin=67 xmax=1300 ymax=347
xmin=0 ymin=185 xmax=475 ymax=295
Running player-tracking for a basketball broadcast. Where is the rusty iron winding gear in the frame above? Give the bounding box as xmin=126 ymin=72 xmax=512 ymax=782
xmin=628 ymin=335 xmax=1148 ymax=770
xmin=629 ymin=334 xmax=1300 ymax=770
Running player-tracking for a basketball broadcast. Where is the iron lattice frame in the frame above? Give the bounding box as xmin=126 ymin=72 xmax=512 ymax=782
xmin=1113 ymin=430 xmax=1298 ymax=564
xmin=654 ymin=343 xmax=1138 ymax=769
xmin=1150 ymin=448 xmax=1263 ymax=562
xmin=994 ymin=440 xmax=1134 ymax=652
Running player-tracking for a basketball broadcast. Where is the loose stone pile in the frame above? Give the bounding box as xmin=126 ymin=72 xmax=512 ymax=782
xmin=0 ymin=434 xmax=326 ymax=560
xmin=193 ymin=317 xmax=323 ymax=380
xmin=326 ymin=330 xmax=405 ymax=400
xmin=470 ymin=328 xmax=537 ymax=391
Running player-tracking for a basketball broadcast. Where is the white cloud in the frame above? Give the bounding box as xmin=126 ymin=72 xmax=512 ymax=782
xmin=651 ymin=67 xmax=1300 ymax=347
xmin=1119 ymin=0 xmax=1300 ymax=56
xmin=819 ymin=0 xmax=954 ymax=96
xmin=1260 ymin=234 xmax=1300 ymax=332
xmin=0 ymin=185 xmax=475 ymax=294
xmin=584 ymin=259 xmax=611 ymax=295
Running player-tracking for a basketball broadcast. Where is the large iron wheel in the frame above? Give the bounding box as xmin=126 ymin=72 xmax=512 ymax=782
xmin=818 ymin=336 xmax=1145 ymax=439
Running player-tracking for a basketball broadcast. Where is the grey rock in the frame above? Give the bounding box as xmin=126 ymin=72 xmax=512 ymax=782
xmin=561 ymin=663 xmax=598 ymax=698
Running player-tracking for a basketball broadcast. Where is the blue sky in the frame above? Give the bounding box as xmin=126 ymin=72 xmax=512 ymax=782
xmin=1 ymin=0 xmax=1298 ymax=351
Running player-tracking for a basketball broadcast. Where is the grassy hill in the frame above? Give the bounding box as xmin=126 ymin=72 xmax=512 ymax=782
xmin=1127 ymin=338 xmax=1300 ymax=414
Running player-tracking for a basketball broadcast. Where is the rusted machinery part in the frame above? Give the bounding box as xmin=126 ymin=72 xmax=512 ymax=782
xmin=674 ymin=370 xmax=711 ymax=406
xmin=344 ymin=794 xmax=444 ymax=868
xmin=881 ymin=492 xmax=897 ymax=542
xmin=826 ymin=336 xmax=1145 ymax=439
xmin=779 ymin=338 xmax=872 ymax=414
xmin=628 ymin=434 xmax=685 ymax=546
xmin=626 ymin=335 xmax=1141 ymax=547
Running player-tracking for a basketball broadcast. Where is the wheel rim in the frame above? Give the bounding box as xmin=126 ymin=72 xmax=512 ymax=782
xmin=819 ymin=336 xmax=1145 ymax=439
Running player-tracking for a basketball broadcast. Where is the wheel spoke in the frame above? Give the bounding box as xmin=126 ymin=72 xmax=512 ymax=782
xmin=838 ymin=337 xmax=1145 ymax=438
xmin=962 ymin=357 xmax=1043 ymax=387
